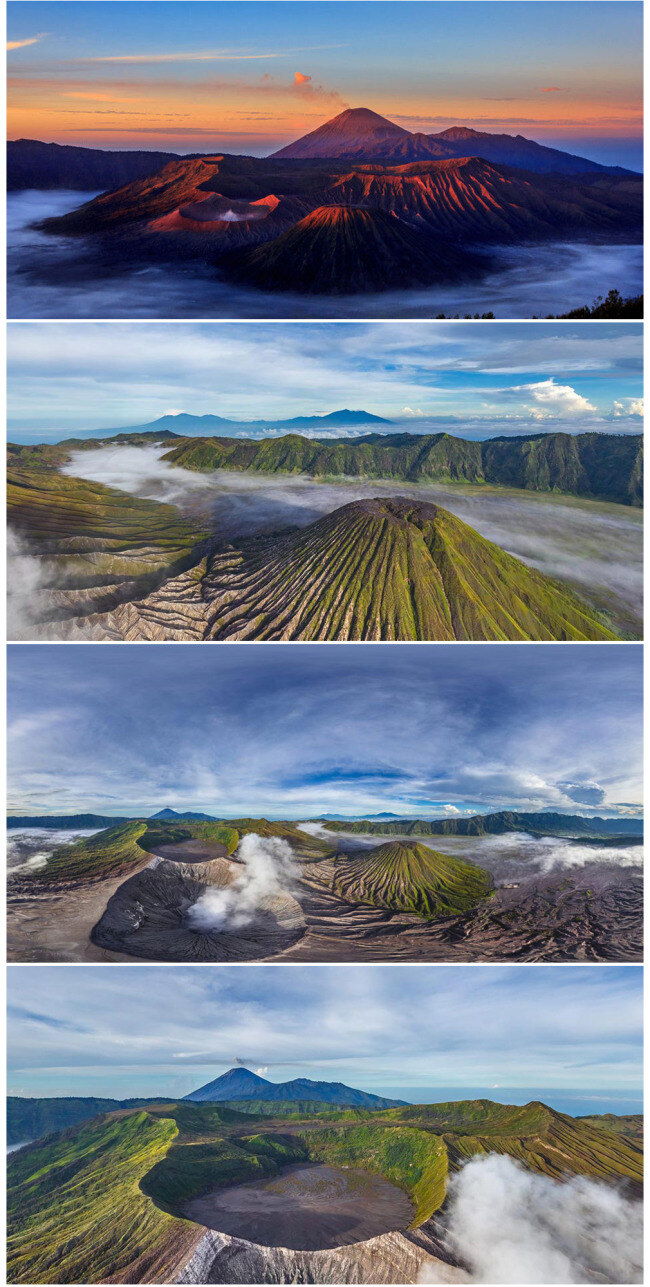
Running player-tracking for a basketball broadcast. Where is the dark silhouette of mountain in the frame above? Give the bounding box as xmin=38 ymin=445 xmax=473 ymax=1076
xmin=149 ymin=808 xmax=216 ymax=821
xmin=7 ymin=138 xmax=180 ymax=192
xmin=184 ymin=1066 xmax=407 ymax=1108
xmin=162 ymin=430 xmax=643 ymax=508
xmin=324 ymin=811 xmax=643 ymax=839
xmin=271 ymin=107 xmax=637 ymax=176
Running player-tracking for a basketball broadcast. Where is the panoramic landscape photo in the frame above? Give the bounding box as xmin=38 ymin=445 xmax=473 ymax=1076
xmin=7 ymin=964 xmax=643 ymax=1283
xmin=7 ymin=321 xmax=643 ymax=641
xmin=7 ymin=642 xmax=643 ymax=964
xmin=7 ymin=0 xmax=643 ymax=318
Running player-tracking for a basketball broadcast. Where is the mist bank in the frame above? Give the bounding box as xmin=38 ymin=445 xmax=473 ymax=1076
xmin=430 ymin=1154 xmax=642 ymax=1284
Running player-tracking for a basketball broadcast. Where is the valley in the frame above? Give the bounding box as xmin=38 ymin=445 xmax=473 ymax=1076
xmin=7 ymin=108 xmax=642 ymax=317
xmin=7 ymin=429 xmax=642 ymax=640
xmin=7 ymin=812 xmax=642 ymax=963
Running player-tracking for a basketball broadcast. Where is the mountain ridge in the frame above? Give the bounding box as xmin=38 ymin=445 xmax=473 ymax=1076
xmin=323 ymin=810 xmax=643 ymax=838
xmin=184 ymin=1066 xmax=408 ymax=1108
xmin=271 ymin=107 xmax=637 ymax=176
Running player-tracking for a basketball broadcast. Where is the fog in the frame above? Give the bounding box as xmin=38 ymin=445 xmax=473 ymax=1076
xmin=60 ymin=444 xmax=643 ymax=635
xmin=186 ymin=834 xmax=299 ymax=931
xmin=6 ymin=527 xmax=55 ymax=640
xmin=7 ymin=828 xmax=99 ymax=877
xmin=299 ymin=823 xmax=643 ymax=884
xmin=424 ymin=1154 xmax=642 ymax=1284
xmin=8 ymin=192 xmax=642 ymax=319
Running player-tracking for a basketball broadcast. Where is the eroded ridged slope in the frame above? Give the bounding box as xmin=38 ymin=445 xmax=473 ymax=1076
xmin=228 ymin=205 xmax=481 ymax=293
xmin=332 ymin=841 xmax=493 ymax=918
xmin=68 ymin=498 xmax=618 ymax=641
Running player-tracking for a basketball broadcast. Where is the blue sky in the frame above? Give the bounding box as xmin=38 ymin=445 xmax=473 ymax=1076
xmin=7 ymin=643 xmax=642 ymax=819
xmin=7 ymin=2 xmax=642 ymax=167
xmin=6 ymin=964 xmax=643 ymax=1110
xmin=7 ymin=322 xmax=644 ymax=441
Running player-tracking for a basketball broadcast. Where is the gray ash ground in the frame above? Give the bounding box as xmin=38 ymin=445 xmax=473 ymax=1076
xmin=183 ymin=1164 xmax=415 ymax=1251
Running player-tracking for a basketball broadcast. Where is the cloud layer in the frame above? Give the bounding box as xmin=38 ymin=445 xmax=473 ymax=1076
xmin=7 ymin=644 xmax=642 ymax=818
xmin=6 ymin=964 xmax=642 ymax=1102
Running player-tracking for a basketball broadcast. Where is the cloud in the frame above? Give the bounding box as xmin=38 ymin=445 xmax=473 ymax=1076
xmin=613 ymin=397 xmax=643 ymax=417
xmin=80 ymin=44 xmax=345 ymax=65
xmin=294 ymin=72 xmax=311 ymax=86
xmin=7 ymin=33 xmax=46 ymax=51
xmin=508 ymin=378 xmax=597 ymax=419
xmin=541 ymin=86 xmax=562 ymax=92
xmin=557 ymin=781 xmax=606 ymax=807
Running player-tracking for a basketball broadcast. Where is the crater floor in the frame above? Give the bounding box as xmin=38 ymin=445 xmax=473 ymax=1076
xmin=182 ymin=1163 xmax=415 ymax=1252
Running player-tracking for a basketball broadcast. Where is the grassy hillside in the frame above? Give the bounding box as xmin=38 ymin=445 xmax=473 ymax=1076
xmin=7 ymin=1099 xmax=643 ymax=1283
xmin=332 ymin=840 xmax=493 ymax=918
xmin=7 ymin=1096 xmax=173 ymax=1145
xmin=161 ymin=431 xmax=642 ymax=507
xmin=27 ymin=816 xmax=329 ymax=885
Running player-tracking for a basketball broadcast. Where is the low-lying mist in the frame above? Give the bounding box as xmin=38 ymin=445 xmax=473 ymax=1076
xmin=186 ymin=834 xmax=299 ymax=931
xmin=6 ymin=828 xmax=99 ymax=876
xmin=61 ymin=444 xmax=643 ymax=635
xmin=300 ymin=823 xmax=643 ymax=885
xmin=425 ymin=1154 xmax=642 ymax=1284
xmin=8 ymin=192 xmax=642 ymax=319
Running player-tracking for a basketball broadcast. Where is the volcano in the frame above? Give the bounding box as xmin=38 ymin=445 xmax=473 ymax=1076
xmin=74 ymin=497 xmax=617 ymax=642
xmin=227 ymin=204 xmax=484 ymax=294
xmin=272 ymin=107 xmax=637 ymax=175
xmin=184 ymin=1066 xmax=407 ymax=1108
xmin=332 ymin=840 xmax=493 ymax=918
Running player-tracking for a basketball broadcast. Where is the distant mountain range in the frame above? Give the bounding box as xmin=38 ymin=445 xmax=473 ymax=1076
xmin=150 ymin=808 xmax=216 ymax=821
xmin=184 ymin=1066 xmax=407 ymax=1108
xmin=8 ymin=111 xmax=636 ymax=197
xmin=101 ymin=409 xmax=391 ymax=438
xmin=324 ymin=810 xmax=643 ymax=839
xmin=271 ymin=108 xmax=637 ymax=176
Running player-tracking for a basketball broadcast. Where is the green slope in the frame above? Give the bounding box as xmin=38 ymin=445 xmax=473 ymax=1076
xmin=332 ymin=840 xmax=493 ymax=918
xmin=8 ymin=460 xmax=208 ymax=621
xmin=193 ymin=498 xmax=617 ymax=641
xmin=7 ymin=1099 xmax=643 ymax=1283
xmin=162 ymin=430 xmax=642 ymax=507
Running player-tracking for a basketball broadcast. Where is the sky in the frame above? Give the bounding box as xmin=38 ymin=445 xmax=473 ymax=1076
xmin=6 ymin=963 xmax=643 ymax=1110
xmin=7 ymin=1 xmax=643 ymax=168
xmin=7 ymin=643 xmax=642 ymax=820
xmin=6 ymin=321 xmax=644 ymax=441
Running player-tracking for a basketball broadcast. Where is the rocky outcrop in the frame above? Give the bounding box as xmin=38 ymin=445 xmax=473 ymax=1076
xmin=176 ymin=1228 xmax=467 ymax=1284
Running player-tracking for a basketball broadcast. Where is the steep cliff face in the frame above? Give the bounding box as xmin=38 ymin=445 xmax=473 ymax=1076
xmin=176 ymin=1227 xmax=467 ymax=1284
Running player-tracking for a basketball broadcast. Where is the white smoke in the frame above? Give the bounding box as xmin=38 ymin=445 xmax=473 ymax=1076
xmin=186 ymin=834 xmax=299 ymax=932
xmin=7 ymin=527 xmax=53 ymax=640
xmin=421 ymin=1154 xmax=642 ymax=1284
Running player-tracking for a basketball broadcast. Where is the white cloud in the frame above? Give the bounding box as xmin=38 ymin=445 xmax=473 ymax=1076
xmin=613 ymin=397 xmax=643 ymax=418
xmin=7 ymin=33 xmax=46 ymax=51
xmin=513 ymin=378 xmax=597 ymax=418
